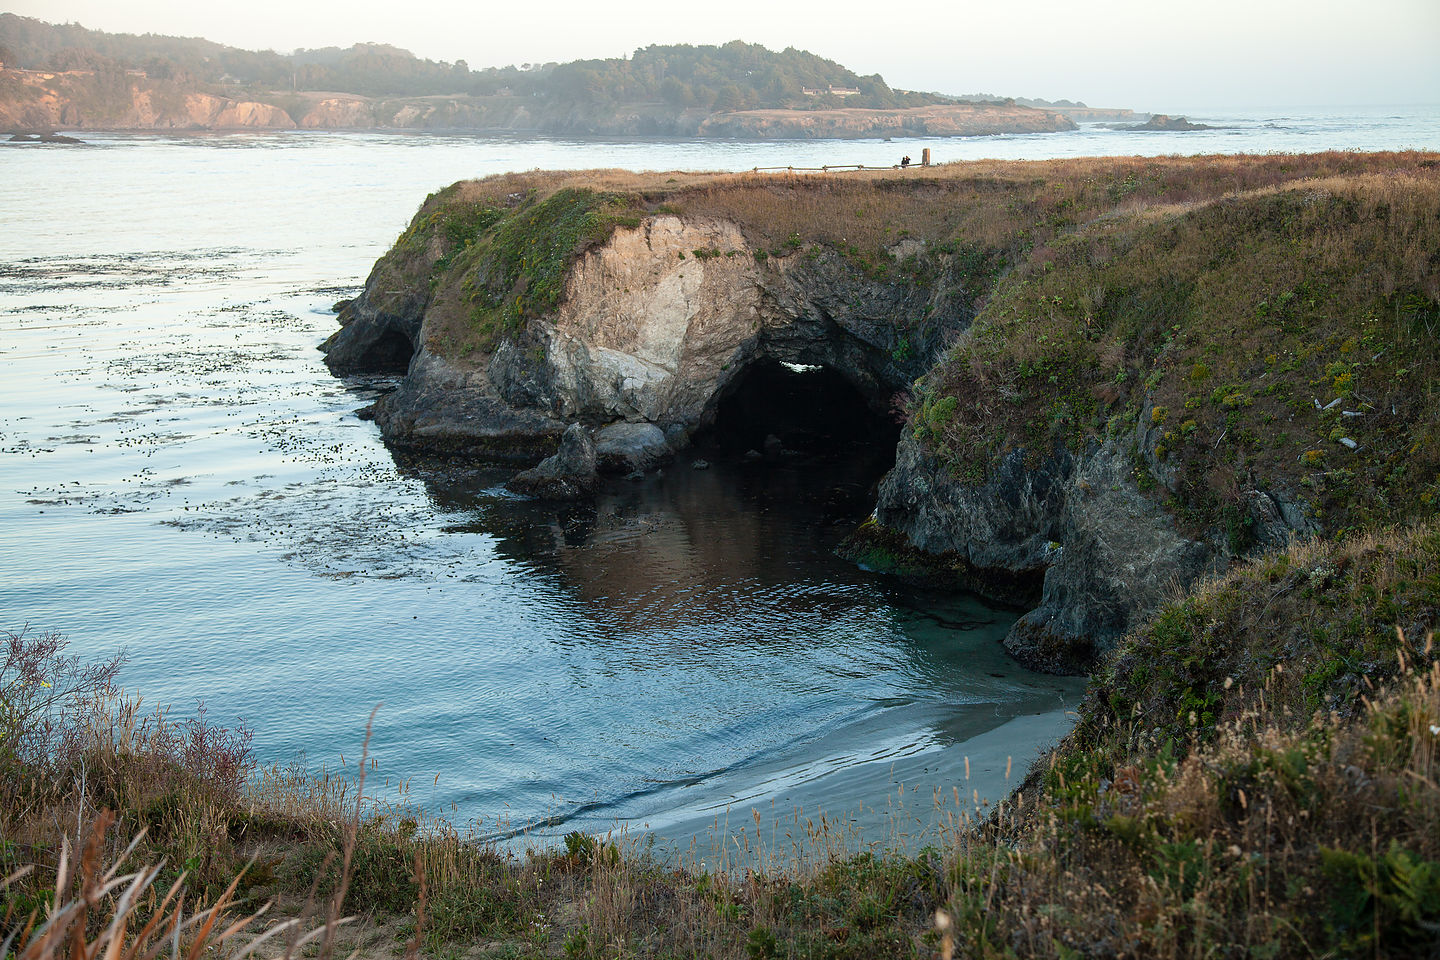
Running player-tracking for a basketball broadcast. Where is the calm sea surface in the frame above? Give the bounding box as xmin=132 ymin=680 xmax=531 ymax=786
xmin=2 ymin=106 xmax=1435 ymax=851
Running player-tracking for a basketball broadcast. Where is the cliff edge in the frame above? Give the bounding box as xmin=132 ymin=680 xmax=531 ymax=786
xmin=323 ymin=154 xmax=1440 ymax=672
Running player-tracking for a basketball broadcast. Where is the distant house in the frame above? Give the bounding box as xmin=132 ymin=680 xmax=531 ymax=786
xmin=802 ymin=85 xmax=861 ymax=97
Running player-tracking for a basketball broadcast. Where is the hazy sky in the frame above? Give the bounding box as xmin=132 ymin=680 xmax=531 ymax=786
xmin=6 ymin=0 xmax=1438 ymax=111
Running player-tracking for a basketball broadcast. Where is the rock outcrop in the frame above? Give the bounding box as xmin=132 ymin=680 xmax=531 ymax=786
xmin=325 ymin=212 xmax=967 ymax=462
xmin=1133 ymin=114 xmax=1211 ymax=131
xmin=874 ymin=436 xmax=1215 ymax=672
xmin=506 ymin=422 xmax=598 ymax=500
xmin=322 ymin=158 xmax=1440 ymax=675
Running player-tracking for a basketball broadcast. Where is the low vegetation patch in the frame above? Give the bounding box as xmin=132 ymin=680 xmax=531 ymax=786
xmin=6 ymin=515 xmax=1439 ymax=957
xmin=916 ymin=169 xmax=1440 ymax=543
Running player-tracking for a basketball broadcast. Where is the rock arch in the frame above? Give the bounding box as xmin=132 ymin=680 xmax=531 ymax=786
xmin=697 ymin=358 xmax=899 ymax=456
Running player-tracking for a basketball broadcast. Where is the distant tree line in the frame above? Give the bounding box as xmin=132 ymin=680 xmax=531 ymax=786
xmin=0 ymin=15 xmax=954 ymax=111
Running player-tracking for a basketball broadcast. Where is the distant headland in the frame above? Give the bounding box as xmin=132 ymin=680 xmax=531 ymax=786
xmin=0 ymin=14 xmax=1136 ymax=136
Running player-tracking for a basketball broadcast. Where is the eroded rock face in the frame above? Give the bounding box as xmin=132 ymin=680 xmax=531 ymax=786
xmin=321 ymin=277 xmax=425 ymax=377
xmin=0 ymin=71 xmax=298 ymax=130
xmin=297 ymin=97 xmax=374 ymax=129
xmin=1005 ymin=442 xmax=1218 ymax=672
xmin=491 ymin=217 xmax=766 ymax=424
xmin=330 ymin=213 xmax=959 ymax=462
xmin=871 ymin=420 xmax=1333 ymax=674
xmin=875 ymin=436 xmax=1218 ymax=672
xmin=370 ymin=352 xmax=564 ymax=461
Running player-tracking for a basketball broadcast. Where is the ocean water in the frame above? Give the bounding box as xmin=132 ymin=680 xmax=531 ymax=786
xmin=1 ymin=106 xmax=1434 ymax=851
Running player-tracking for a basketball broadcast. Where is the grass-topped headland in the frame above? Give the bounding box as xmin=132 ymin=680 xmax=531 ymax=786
xmin=366 ymin=153 xmax=1438 ymax=561
xmin=377 ymin=151 xmax=1438 ymax=368
xmin=332 ymin=152 xmax=1440 ymax=669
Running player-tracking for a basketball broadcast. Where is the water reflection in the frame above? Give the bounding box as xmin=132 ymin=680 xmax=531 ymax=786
xmin=398 ymin=447 xmax=903 ymax=636
xmin=375 ymin=435 xmax=1084 ymax=845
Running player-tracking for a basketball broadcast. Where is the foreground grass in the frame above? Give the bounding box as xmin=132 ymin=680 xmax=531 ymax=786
xmin=4 ymin=519 xmax=1439 ymax=958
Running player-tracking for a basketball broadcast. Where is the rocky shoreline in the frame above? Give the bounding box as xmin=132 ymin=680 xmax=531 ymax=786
xmin=0 ymin=68 xmax=1077 ymax=136
xmin=321 ymin=155 xmax=1440 ymax=675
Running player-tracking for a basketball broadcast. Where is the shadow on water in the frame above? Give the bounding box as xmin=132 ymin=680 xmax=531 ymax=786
xmin=384 ymin=355 xmax=910 ymax=639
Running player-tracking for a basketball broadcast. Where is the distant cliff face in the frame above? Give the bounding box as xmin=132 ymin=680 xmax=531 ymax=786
xmin=321 ymin=157 xmax=1440 ymax=673
xmin=0 ymin=69 xmax=294 ymax=129
xmin=0 ymin=69 xmax=1073 ymax=136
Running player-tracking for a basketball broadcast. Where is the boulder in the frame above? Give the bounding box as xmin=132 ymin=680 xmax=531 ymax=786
xmin=506 ymin=423 xmax=597 ymax=500
xmin=593 ymin=422 xmax=670 ymax=473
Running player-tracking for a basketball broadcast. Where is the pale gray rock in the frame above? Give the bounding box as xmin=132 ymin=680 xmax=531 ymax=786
xmin=593 ymin=422 xmax=671 ymax=473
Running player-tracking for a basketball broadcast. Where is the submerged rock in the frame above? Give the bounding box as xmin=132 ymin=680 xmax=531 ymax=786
xmin=8 ymin=131 xmax=84 ymax=144
xmin=506 ymin=423 xmax=597 ymax=500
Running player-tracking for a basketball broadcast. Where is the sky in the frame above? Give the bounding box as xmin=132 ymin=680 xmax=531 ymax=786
xmin=5 ymin=0 xmax=1438 ymax=112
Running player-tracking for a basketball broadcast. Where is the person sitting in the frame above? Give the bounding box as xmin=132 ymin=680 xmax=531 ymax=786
xmin=900 ymin=155 xmax=911 ymax=168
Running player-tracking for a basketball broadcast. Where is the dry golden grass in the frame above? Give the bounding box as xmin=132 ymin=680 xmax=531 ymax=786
xmin=424 ymin=150 xmax=1440 ymax=257
xmin=978 ymin=646 xmax=1440 ymax=959
xmin=6 ymin=602 xmax=1439 ymax=957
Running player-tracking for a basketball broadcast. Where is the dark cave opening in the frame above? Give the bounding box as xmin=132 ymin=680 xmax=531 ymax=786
xmin=697 ymin=359 xmax=901 ymax=463
xmin=356 ymin=329 xmax=415 ymax=375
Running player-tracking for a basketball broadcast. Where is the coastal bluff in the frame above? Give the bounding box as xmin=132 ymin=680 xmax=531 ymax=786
xmin=323 ymin=155 xmax=1440 ymax=673
xmin=0 ymin=66 xmax=1075 ymax=135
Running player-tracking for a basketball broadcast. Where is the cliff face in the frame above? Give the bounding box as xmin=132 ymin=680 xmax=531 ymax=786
xmin=1 ymin=68 xmax=1072 ymax=136
xmin=0 ymin=69 xmax=294 ymax=129
xmin=322 ymin=157 xmax=1440 ymax=673
xmin=326 ymin=205 xmax=967 ymax=459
